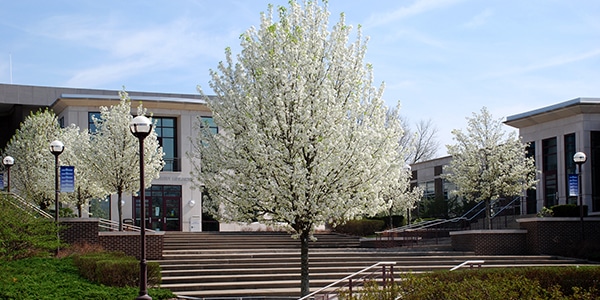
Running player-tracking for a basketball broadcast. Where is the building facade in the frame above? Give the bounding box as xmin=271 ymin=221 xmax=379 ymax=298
xmin=0 ymin=83 xmax=218 ymax=231
xmin=505 ymin=97 xmax=600 ymax=217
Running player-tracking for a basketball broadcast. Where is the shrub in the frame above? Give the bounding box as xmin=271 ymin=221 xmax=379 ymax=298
xmin=0 ymin=194 xmax=61 ymax=260
xmin=73 ymin=251 xmax=161 ymax=287
xmin=332 ymin=219 xmax=385 ymax=237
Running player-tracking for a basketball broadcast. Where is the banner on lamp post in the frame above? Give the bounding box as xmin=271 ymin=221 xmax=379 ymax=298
xmin=568 ymin=174 xmax=578 ymax=197
xmin=60 ymin=166 xmax=75 ymax=193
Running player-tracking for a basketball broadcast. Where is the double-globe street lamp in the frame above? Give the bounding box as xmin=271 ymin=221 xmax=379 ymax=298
xmin=2 ymin=156 xmax=14 ymax=192
xmin=50 ymin=140 xmax=64 ymax=222
xmin=129 ymin=115 xmax=153 ymax=300
xmin=573 ymin=151 xmax=587 ymax=241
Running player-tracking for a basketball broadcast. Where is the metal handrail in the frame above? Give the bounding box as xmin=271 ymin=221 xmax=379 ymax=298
xmin=450 ymin=260 xmax=485 ymax=271
xmin=1 ymin=191 xmax=53 ymax=219
xmin=491 ymin=196 xmax=520 ymax=218
xmin=298 ymin=261 xmax=396 ymax=300
xmin=98 ymin=218 xmax=155 ymax=232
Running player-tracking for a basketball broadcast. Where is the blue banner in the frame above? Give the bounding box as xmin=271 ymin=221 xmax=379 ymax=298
xmin=0 ymin=173 xmax=3 ymax=190
xmin=568 ymin=174 xmax=578 ymax=197
xmin=60 ymin=166 xmax=75 ymax=193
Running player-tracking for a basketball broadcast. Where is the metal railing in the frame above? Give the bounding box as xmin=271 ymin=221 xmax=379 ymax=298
xmin=98 ymin=218 xmax=155 ymax=232
xmin=1 ymin=191 xmax=53 ymax=219
xmin=298 ymin=262 xmax=396 ymax=300
xmin=450 ymin=260 xmax=485 ymax=271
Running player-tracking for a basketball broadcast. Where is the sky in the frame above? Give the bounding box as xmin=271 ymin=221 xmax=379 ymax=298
xmin=1 ymin=0 xmax=599 ymax=156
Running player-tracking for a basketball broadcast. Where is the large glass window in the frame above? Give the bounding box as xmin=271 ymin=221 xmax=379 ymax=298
xmin=154 ymin=117 xmax=178 ymax=171
xmin=88 ymin=112 xmax=101 ymax=133
xmin=526 ymin=142 xmax=537 ymax=214
xmin=200 ymin=116 xmax=218 ymax=134
xmin=591 ymin=132 xmax=600 ymax=212
xmin=543 ymin=137 xmax=558 ymax=207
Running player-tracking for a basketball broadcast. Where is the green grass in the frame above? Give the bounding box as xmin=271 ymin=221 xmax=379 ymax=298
xmin=0 ymin=256 xmax=175 ymax=300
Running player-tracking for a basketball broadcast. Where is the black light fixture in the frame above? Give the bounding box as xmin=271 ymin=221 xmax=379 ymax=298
xmin=129 ymin=115 xmax=153 ymax=300
xmin=573 ymin=151 xmax=587 ymax=241
xmin=49 ymin=140 xmax=64 ymax=222
xmin=2 ymin=156 xmax=14 ymax=192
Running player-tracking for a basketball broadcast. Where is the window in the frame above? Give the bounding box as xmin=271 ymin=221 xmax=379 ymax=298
xmin=526 ymin=142 xmax=537 ymax=214
xmin=591 ymin=132 xmax=600 ymax=211
xmin=200 ymin=116 xmax=218 ymax=134
xmin=543 ymin=137 xmax=557 ymax=207
xmin=154 ymin=117 xmax=178 ymax=172
xmin=88 ymin=112 xmax=101 ymax=133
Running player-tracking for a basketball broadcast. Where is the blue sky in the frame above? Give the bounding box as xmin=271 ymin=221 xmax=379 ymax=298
xmin=1 ymin=0 xmax=599 ymax=155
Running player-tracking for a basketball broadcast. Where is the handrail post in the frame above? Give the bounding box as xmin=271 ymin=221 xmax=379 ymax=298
xmin=348 ymin=278 xmax=352 ymax=298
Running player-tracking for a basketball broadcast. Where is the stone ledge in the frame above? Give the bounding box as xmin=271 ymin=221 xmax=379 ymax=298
xmin=450 ymin=229 xmax=527 ymax=235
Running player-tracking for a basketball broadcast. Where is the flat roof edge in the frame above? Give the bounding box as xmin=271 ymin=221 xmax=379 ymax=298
xmin=59 ymin=93 xmax=207 ymax=104
xmin=505 ymin=97 xmax=600 ymax=123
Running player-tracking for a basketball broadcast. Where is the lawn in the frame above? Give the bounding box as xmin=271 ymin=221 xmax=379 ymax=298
xmin=0 ymin=256 xmax=175 ymax=300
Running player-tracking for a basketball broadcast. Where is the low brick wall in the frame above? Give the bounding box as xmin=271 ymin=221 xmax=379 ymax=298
xmin=99 ymin=231 xmax=164 ymax=260
xmin=450 ymin=230 xmax=527 ymax=255
xmin=59 ymin=218 xmax=164 ymax=260
xmin=59 ymin=218 xmax=100 ymax=245
xmin=517 ymin=217 xmax=600 ymax=256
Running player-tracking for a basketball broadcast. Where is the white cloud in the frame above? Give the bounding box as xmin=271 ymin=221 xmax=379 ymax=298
xmin=364 ymin=0 xmax=464 ymax=28
xmin=463 ymin=8 xmax=493 ymax=29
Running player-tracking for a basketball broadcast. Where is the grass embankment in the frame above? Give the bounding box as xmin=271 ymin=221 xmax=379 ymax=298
xmin=0 ymin=256 xmax=175 ymax=300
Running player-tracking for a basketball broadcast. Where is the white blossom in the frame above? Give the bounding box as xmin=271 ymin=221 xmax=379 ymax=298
xmin=188 ymin=1 xmax=409 ymax=295
xmin=443 ymin=107 xmax=537 ymax=229
xmin=86 ymin=90 xmax=164 ymax=230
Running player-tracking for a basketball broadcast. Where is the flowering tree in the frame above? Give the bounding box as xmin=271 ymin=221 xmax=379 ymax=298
xmin=443 ymin=107 xmax=537 ymax=229
xmin=190 ymin=1 xmax=407 ymax=295
xmin=3 ymin=110 xmax=106 ymax=216
xmin=59 ymin=124 xmax=107 ymax=217
xmin=3 ymin=109 xmax=62 ymax=209
xmin=86 ymin=90 xmax=164 ymax=230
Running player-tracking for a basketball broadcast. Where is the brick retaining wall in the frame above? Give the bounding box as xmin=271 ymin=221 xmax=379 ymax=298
xmin=450 ymin=230 xmax=527 ymax=255
xmin=59 ymin=218 xmax=164 ymax=260
xmin=517 ymin=217 xmax=600 ymax=256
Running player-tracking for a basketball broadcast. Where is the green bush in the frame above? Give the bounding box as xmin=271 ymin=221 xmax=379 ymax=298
xmin=0 ymin=194 xmax=61 ymax=260
xmin=339 ymin=267 xmax=600 ymax=300
xmin=73 ymin=251 xmax=161 ymax=287
xmin=551 ymin=204 xmax=588 ymax=217
xmin=332 ymin=219 xmax=385 ymax=237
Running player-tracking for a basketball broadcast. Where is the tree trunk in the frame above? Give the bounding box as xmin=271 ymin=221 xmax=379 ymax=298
xmin=485 ymin=199 xmax=491 ymax=230
xmin=300 ymin=230 xmax=310 ymax=297
xmin=117 ymin=191 xmax=123 ymax=231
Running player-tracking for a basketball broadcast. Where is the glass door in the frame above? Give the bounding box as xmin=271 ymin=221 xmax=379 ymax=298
xmin=134 ymin=185 xmax=182 ymax=231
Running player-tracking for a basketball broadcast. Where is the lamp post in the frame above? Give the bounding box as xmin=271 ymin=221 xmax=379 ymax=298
xmin=573 ymin=151 xmax=587 ymax=241
xmin=50 ymin=140 xmax=64 ymax=222
xmin=2 ymin=156 xmax=14 ymax=192
xmin=130 ymin=115 xmax=153 ymax=300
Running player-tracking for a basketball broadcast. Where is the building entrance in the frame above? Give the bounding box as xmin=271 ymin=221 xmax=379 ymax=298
xmin=135 ymin=185 xmax=182 ymax=231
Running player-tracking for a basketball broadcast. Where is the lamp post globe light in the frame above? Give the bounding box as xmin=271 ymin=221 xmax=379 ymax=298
xmin=129 ymin=115 xmax=153 ymax=300
xmin=3 ymin=156 xmax=14 ymax=192
xmin=573 ymin=151 xmax=587 ymax=241
xmin=49 ymin=140 xmax=64 ymax=222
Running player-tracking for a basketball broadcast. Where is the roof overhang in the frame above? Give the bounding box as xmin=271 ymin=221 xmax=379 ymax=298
xmin=50 ymin=93 xmax=211 ymax=114
xmin=504 ymin=97 xmax=600 ymax=128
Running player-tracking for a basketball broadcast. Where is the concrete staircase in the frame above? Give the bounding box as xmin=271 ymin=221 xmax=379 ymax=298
xmin=155 ymin=231 xmax=593 ymax=299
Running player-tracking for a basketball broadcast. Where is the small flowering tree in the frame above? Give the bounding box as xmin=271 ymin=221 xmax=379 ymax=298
xmin=3 ymin=109 xmax=63 ymax=209
xmin=86 ymin=90 xmax=164 ymax=230
xmin=190 ymin=1 xmax=408 ymax=296
xmin=444 ymin=107 xmax=537 ymax=229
